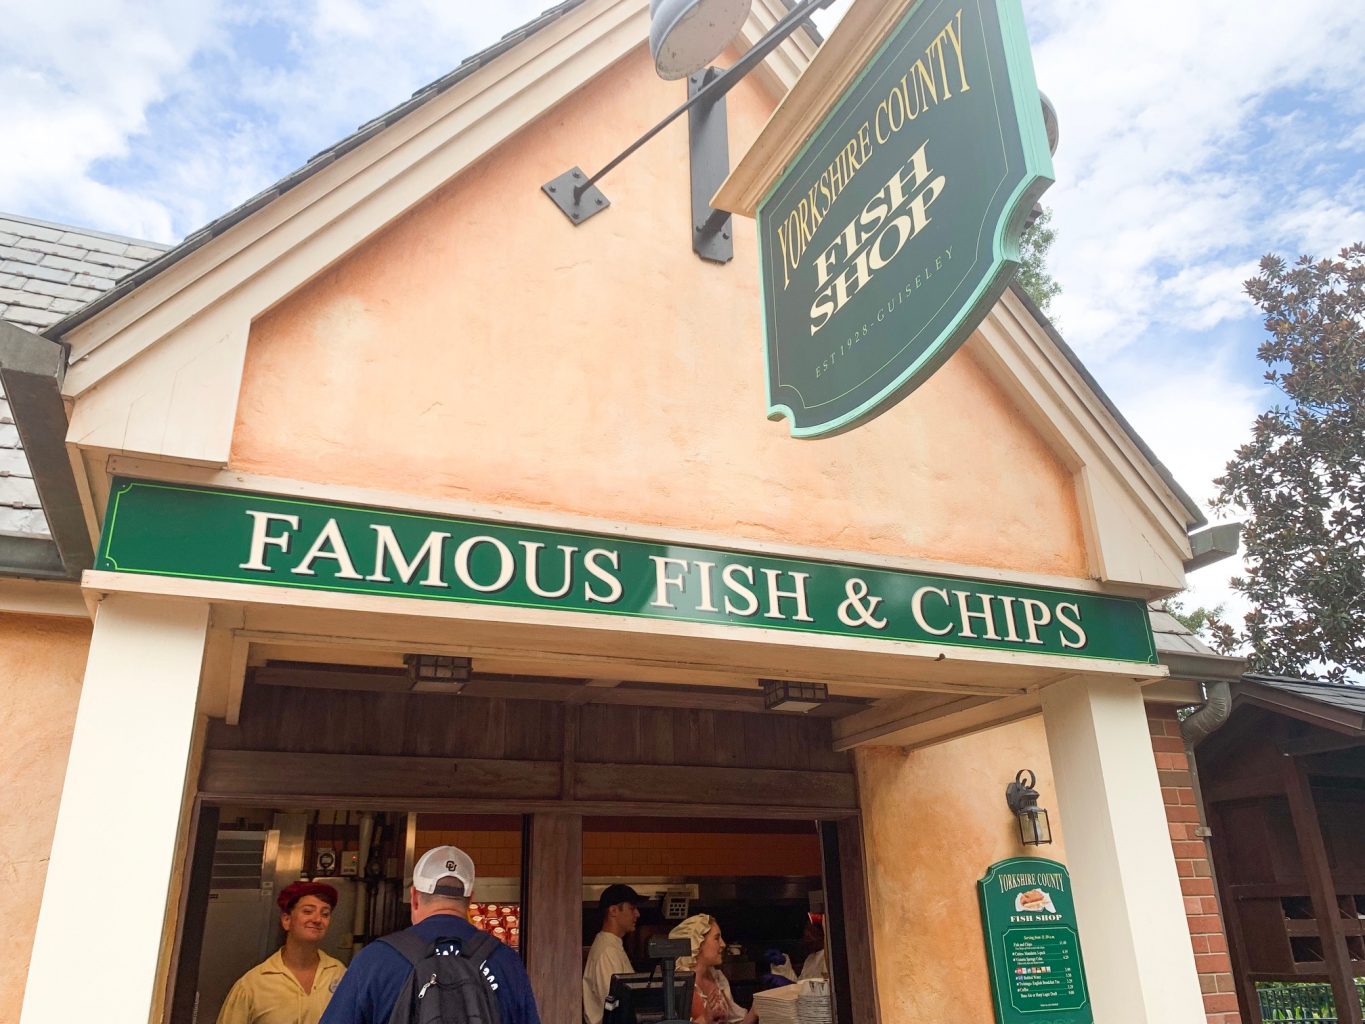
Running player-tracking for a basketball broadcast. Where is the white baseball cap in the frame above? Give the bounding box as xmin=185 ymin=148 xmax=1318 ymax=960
xmin=413 ymin=845 xmax=476 ymax=897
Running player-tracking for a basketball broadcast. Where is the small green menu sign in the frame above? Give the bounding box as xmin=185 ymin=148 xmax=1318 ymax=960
xmin=978 ymin=857 xmax=1092 ymax=1024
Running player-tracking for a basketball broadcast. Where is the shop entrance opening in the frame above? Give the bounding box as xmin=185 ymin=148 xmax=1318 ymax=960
xmin=168 ymin=665 xmax=876 ymax=1024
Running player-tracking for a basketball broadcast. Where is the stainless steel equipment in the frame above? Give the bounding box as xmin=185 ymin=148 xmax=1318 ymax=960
xmin=193 ymin=830 xmax=280 ymax=1024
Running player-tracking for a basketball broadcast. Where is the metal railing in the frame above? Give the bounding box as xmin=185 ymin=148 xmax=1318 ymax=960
xmin=1257 ymin=982 xmax=1365 ymax=1022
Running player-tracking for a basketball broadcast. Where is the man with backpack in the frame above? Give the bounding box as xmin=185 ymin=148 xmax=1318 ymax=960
xmin=321 ymin=845 xmax=541 ymax=1024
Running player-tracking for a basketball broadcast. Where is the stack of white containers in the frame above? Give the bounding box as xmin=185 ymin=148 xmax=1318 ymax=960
xmin=750 ymin=978 xmax=833 ymax=1024
xmin=795 ymin=978 xmax=833 ymax=1024
xmin=751 ymin=986 xmax=798 ymax=1024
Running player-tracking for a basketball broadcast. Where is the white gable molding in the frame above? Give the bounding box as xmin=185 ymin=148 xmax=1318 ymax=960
xmin=60 ymin=0 xmax=812 ymax=466
xmin=969 ymin=289 xmax=1193 ymax=590
xmin=742 ymin=0 xmax=822 ymax=94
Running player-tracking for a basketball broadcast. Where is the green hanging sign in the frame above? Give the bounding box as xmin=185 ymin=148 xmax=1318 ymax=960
xmin=978 ymin=857 xmax=1093 ymax=1024
xmin=96 ymin=478 xmax=1156 ymax=666
xmin=757 ymin=0 xmax=1054 ymax=437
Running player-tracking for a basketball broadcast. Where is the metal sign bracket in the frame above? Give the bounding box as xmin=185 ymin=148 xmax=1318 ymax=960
xmin=688 ymin=67 xmax=734 ymax=264
xmin=541 ymin=167 xmax=610 ymax=225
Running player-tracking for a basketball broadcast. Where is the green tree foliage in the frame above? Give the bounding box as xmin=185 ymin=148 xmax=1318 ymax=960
xmin=1017 ymin=206 xmax=1062 ymax=315
xmin=1163 ymin=594 xmax=1225 ymax=642
xmin=1209 ymin=244 xmax=1365 ymax=682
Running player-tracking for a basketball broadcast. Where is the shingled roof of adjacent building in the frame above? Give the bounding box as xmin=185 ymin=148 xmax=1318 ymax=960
xmin=1241 ymin=673 xmax=1365 ymax=717
xmin=0 ymin=213 xmax=168 ymax=537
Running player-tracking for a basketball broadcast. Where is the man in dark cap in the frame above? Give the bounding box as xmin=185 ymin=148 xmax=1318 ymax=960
xmin=582 ymin=883 xmax=645 ymax=1024
xmin=217 ymin=880 xmax=345 ymax=1024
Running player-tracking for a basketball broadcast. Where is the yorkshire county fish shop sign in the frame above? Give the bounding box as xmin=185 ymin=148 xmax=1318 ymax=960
xmin=979 ymin=858 xmax=1092 ymax=1024
xmin=97 ymin=478 xmax=1155 ymax=665
xmin=758 ymin=0 xmax=1054 ymax=437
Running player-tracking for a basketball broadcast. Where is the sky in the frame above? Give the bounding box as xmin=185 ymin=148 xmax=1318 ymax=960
xmin=3 ymin=0 xmax=1363 ymax=636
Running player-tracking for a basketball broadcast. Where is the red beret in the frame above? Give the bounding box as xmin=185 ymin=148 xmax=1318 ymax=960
xmin=278 ymin=881 xmax=339 ymax=913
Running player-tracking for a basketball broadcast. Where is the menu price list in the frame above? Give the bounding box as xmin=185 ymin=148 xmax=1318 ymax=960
xmin=1004 ymin=928 xmax=1084 ymax=1012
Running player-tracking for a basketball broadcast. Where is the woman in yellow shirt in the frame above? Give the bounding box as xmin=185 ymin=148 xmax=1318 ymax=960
xmin=217 ymin=881 xmax=347 ymax=1024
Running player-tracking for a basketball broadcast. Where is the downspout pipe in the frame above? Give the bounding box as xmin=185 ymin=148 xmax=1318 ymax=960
xmin=1180 ymin=680 xmax=1234 ymax=748
xmin=1178 ymin=679 xmax=1236 ymax=980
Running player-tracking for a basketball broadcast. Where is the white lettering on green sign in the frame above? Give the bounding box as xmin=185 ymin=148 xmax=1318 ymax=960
xmin=98 ymin=479 xmax=1157 ymax=665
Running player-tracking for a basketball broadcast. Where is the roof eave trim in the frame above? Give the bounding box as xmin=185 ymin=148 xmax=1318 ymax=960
xmin=1007 ymin=282 xmax=1207 ymax=530
xmin=0 ymin=321 xmax=92 ymax=579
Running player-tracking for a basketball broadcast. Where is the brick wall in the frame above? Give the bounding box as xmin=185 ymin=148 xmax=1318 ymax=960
xmin=1147 ymin=703 xmax=1242 ymax=1024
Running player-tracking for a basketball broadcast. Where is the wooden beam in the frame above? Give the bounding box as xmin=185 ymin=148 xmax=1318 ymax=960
xmin=198 ymin=608 xmax=241 ymax=717
xmin=826 ymin=819 xmax=880 ymax=1024
xmin=224 ymin=636 xmax=251 ymax=726
xmin=249 ymin=663 xmax=874 ymax=716
xmin=1242 ymin=687 xmax=1365 ymax=734
xmin=562 ymin=705 xmax=579 ymax=801
xmin=1298 ymin=753 xmax=1365 ymax=780
xmin=1201 ymin=773 xmax=1284 ymax=804
xmin=164 ymin=801 xmax=218 ymax=1024
xmin=250 ymin=664 xmax=412 ymax=693
xmin=525 ymin=813 xmax=583 ymax=1024
xmin=200 ymin=750 xmax=562 ymax=801
xmin=572 ymin=762 xmax=855 ymax=809
xmin=1278 ymin=733 xmax=1365 ymax=757
xmin=199 ymin=793 xmax=860 ymax=820
xmin=1203 ymin=801 xmax=1265 ymax=1024
xmin=1280 ymin=754 xmax=1363 ymax=1024
xmin=198 ymin=750 xmax=859 ymax=815
xmin=833 ymin=692 xmax=1043 ymax=752
xmin=833 ymin=692 xmax=996 ymax=748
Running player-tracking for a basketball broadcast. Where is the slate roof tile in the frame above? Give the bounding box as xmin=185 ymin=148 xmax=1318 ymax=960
xmin=0 ymin=218 xmax=61 ymax=242
xmin=0 ymin=212 xmax=168 ymax=540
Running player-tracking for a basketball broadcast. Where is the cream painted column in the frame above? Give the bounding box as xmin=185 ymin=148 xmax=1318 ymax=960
xmin=1040 ymin=676 xmax=1205 ymax=1024
xmin=21 ymin=594 xmax=209 ymax=1024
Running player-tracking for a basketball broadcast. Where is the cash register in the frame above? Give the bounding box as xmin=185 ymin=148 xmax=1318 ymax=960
xmin=603 ymin=937 xmax=694 ymax=1024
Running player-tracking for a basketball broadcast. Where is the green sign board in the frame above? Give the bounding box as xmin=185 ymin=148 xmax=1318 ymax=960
xmin=757 ymin=0 xmax=1053 ymax=437
xmin=97 ymin=478 xmax=1155 ymax=665
xmin=979 ymin=858 xmax=1092 ymax=1024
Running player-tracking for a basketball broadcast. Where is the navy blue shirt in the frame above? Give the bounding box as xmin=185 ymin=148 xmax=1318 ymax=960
xmin=321 ymin=914 xmax=540 ymax=1024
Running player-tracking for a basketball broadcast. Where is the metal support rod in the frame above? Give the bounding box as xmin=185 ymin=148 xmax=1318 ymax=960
xmin=572 ymin=0 xmax=835 ymax=201
xmin=661 ymin=955 xmax=680 ymax=1023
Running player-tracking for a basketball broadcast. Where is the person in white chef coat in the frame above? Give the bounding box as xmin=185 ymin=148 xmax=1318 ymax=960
xmin=583 ymin=883 xmax=645 ymax=1024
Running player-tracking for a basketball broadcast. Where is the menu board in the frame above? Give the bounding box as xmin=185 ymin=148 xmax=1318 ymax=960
xmin=978 ymin=857 xmax=1092 ymax=1024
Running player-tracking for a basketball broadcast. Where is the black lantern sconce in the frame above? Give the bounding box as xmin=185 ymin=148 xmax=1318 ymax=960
xmin=761 ymin=678 xmax=829 ymax=713
xmin=405 ymin=654 xmax=472 ymax=694
xmin=1005 ymin=769 xmax=1053 ymax=846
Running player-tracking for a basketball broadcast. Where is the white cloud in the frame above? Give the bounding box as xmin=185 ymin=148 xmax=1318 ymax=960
xmin=0 ymin=0 xmax=551 ymax=242
xmin=1022 ymin=0 xmax=1365 ymax=361
xmin=0 ymin=0 xmax=229 ymax=239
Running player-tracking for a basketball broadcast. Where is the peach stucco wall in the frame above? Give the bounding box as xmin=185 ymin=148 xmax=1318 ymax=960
xmin=856 ymin=716 xmax=1067 ymax=1024
xmin=0 ymin=613 xmax=91 ymax=1020
xmin=232 ymin=46 xmax=1087 ymax=579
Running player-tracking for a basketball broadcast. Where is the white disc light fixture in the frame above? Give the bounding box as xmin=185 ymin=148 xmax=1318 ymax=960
xmin=650 ymin=0 xmax=755 ymax=80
